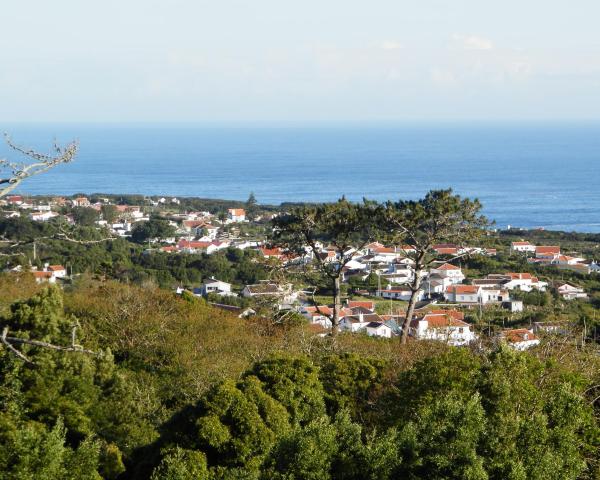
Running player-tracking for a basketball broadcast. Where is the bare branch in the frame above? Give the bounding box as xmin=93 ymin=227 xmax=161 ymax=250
xmin=0 ymin=325 xmax=101 ymax=363
xmin=0 ymin=134 xmax=78 ymax=198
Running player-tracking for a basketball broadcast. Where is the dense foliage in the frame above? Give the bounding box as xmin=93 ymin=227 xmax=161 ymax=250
xmin=0 ymin=282 xmax=598 ymax=479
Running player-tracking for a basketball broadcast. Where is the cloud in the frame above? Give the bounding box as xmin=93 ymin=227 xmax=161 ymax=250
xmin=452 ymin=34 xmax=494 ymax=50
xmin=379 ymin=40 xmax=403 ymax=51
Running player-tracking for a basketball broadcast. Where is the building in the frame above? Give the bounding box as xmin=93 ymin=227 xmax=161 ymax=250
xmin=227 ymin=208 xmax=246 ymax=222
xmin=340 ymin=312 xmax=383 ymax=333
xmin=502 ymin=300 xmax=524 ymax=312
xmin=556 ymin=283 xmax=588 ymax=300
xmin=510 ymin=241 xmax=536 ymax=253
xmin=32 ymin=264 xmax=67 ymax=284
xmin=429 ymin=263 xmax=465 ymax=284
xmin=535 ymin=246 xmax=560 ymax=258
xmin=197 ymin=278 xmax=233 ymax=297
xmin=444 ymin=285 xmax=481 ymax=304
xmin=411 ymin=312 xmax=476 ymax=346
xmin=376 ymin=286 xmax=422 ymax=302
xmin=365 ymin=321 xmax=394 ymax=338
xmin=499 ymin=329 xmax=540 ymax=350
xmin=72 ymin=197 xmax=90 ymax=207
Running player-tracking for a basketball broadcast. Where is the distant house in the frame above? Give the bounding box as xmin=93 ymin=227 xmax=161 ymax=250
xmin=503 ymin=273 xmax=547 ymax=292
xmin=429 ymin=263 xmax=465 ymax=284
xmin=197 ymin=278 xmax=233 ymax=297
xmin=499 ymin=329 xmax=540 ymax=350
xmin=260 ymin=247 xmax=285 ymax=260
xmin=227 ymin=208 xmax=246 ymax=222
xmin=242 ymin=282 xmax=297 ymax=307
xmin=502 ymin=300 xmax=524 ymax=312
xmin=474 ymin=273 xmax=547 ymax=292
xmin=32 ymin=264 xmax=67 ymax=284
xmin=346 ymin=300 xmax=375 ymax=311
xmin=533 ymin=322 xmax=569 ymax=335
xmin=444 ymin=285 xmax=481 ymax=304
xmin=553 ymin=254 xmax=585 ymax=266
xmin=6 ymin=195 xmax=24 ymax=205
xmin=29 ymin=211 xmax=58 ymax=222
xmin=340 ymin=312 xmax=383 ymax=333
xmin=242 ymin=282 xmax=280 ymax=297
xmin=33 ymin=271 xmax=55 ymax=284
xmin=301 ymin=305 xmax=352 ymax=328
xmin=72 ymin=197 xmax=90 ymax=207
xmin=376 ymin=286 xmax=422 ymax=302
xmin=556 ymin=283 xmax=588 ymax=300
xmin=510 ymin=241 xmax=536 ymax=253
xmin=535 ymin=246 xmax=560 ymax=258
xmin=480 ymin=287 xmax=510 ymax=304
xmin=365 ymin=321 xmax=394 ymax=338
xmin=47 ymin=265 xmax=67 ymax=278
xmin=411 ymin=312 xmax=476 ymax=346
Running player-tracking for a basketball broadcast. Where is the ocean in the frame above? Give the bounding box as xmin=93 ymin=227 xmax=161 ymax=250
xmin=1 ymin=122 xmax=599 ymax=232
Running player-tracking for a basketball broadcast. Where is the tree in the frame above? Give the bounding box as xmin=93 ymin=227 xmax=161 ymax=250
xmin=100 ymin=205 xmax=118 ymax=224
xmin=72 ymin=207 xmax=100 ymax=227
xmin=270 ymin=198 xmax=379 ymax=334
xmin=0 ymin=134 xmax=78 ymax=198
xmin=131 ymin=217 xmax=176 ymax=244
xmin=245 ymin=192 xmax=259 ymax=221
xmin=383 ymin=189 xmax=489 ymax=343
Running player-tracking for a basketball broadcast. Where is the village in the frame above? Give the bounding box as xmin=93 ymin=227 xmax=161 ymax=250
xmin=2 ymin=193 xmax=599 ymax=352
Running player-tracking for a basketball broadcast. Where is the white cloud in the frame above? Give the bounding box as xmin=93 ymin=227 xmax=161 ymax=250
xmin=453 ymin=34 xmax=494 ymax=50
xmin=379 ymin=40 xmax=403 ymax=51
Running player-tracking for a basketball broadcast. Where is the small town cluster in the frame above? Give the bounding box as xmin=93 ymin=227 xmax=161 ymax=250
xmin=3 ymin=193 xmax=598 ymax=353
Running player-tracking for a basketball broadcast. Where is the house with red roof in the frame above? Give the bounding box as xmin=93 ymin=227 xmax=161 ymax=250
xmin=498 ymin=329 xmax=540 ymax=350
xmin=227 ymin=208 xmax=246 ymax=223
xmin=430 ymin=263 xmax=465 ymax=284
xmin=444 ymin=285 xmax=482 ymax=304
xmin=376 ymin=285 xmax=423 ymax=302
xmin=411 ymin=312 xmax=476 ymax=346
xmin=510 ymin=241 xmax=536 ymax=253
xmin=535 ymin=245 xmax=560 ymax=258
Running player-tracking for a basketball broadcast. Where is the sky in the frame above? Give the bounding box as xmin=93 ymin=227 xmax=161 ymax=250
xmin=1 ymin=0 xmax=600 ymax=123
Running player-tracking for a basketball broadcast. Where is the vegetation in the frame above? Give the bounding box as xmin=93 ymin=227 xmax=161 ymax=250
xmin=0 ymin=281 xmax=598 ymax=479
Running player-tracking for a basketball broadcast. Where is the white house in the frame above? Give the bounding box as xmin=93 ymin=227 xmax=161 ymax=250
xmin=227 ymin=208 xmax=246 ymax=222
xmin=376 ymin=286 xmax=422 ymax=302
xmin=556 ymin=283 xmax=588 ymax=300
xmin=32 ymin=264 xmax=67 ymax=284
xmin=429 ymin=263 xmax=465 ymax=284
xmin=553 ymin=254 xmax=586 ymax=266
xmin=29 ymin=211 xmax=59 ymax=222
xmin=502 ymin=273 xmax=547 ymax=292
xmin=365 ymin=321 xmax=393 ymax=338
xmin=444 ymin=285 xmax=481 ymax=304
xmin=510 ymin=241 xmax=536 ymax=253
xmin=480 ymin=287 xmax=510 ymax=304
xmin=197 ymin=278 xmax=233 ymax=297
xmin=339 ymin=312 xmax=382 ymax=333
xmin=499 ymin=329 xmax=540 ymax=350
xmin=411 ymin=312 xmax=476 ymax=346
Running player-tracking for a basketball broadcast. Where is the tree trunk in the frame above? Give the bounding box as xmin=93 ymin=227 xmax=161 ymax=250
xmin=401 ymin=274 xmax=422 ymax=344
xmin=331 ymin=276 xmax=342 ymax=336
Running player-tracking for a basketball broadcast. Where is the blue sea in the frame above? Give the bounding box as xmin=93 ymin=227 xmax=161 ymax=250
xmin=1 ymin=122 xmax=599 ymax=232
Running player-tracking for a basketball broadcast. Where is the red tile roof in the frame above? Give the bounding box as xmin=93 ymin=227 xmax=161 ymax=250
xmin=502 ymin=329 xmax=538 ymax=343
xmin=428 ymin=309 xmax=465 ymax=320
xmin=422 ymin=313 xmax=469 ymax=328
xmin=347 ymin=301 xmax=375 ymax=311
xmin=536 ymin=246 xmax=560 ymax=255
xmin=446 ymin=285 xmax=479 ymax=294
